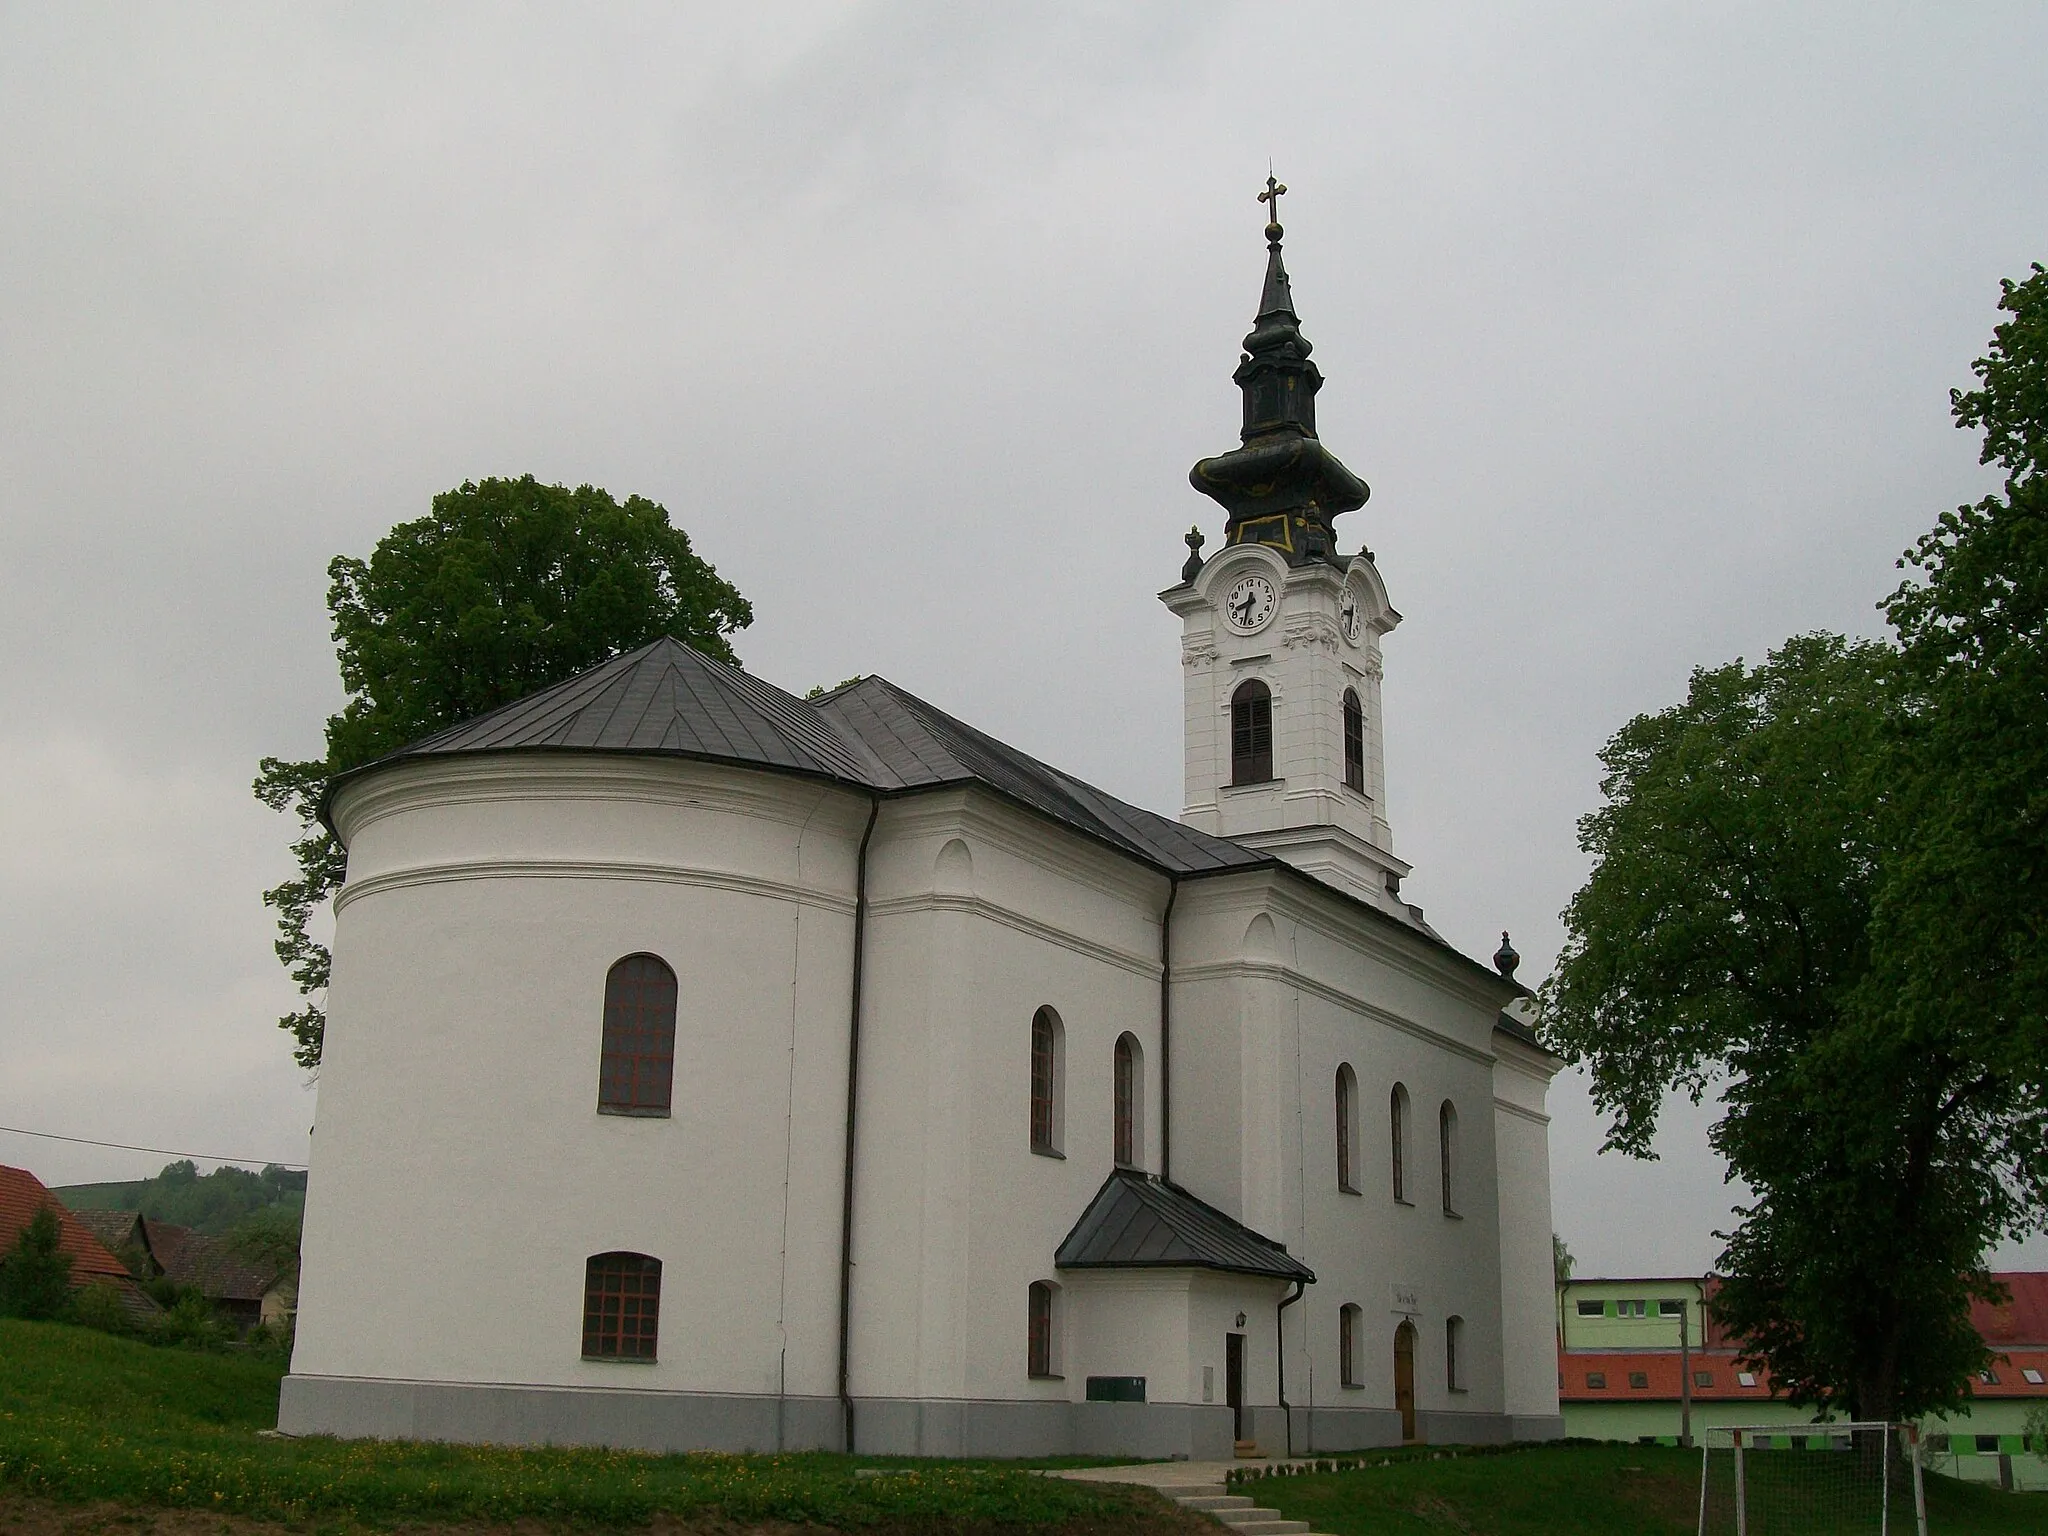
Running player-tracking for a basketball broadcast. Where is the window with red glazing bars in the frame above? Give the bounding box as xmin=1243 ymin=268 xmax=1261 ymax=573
xmin=582 ymin=1252 xmax=661 ymax=1360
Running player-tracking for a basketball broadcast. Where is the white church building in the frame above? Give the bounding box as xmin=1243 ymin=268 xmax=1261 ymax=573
xmin=280 ymin=199 xmax=1564 ymax=1459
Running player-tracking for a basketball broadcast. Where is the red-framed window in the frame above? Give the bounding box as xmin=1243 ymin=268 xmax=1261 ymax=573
xmin=599 ymin=954 xmax=677 ymax=1115
xmin=582 ymin=1252 xmax=661 ymax=1360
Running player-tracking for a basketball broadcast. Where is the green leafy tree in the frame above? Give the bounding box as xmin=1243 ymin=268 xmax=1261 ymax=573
xmin=1546 ymin=268 xmax=2048 ymax=1424
xmin=1544 ymin=635 xmax=2011 ymax=1421
xmin=256 ymin=476 xmax=752 ymax=1067
xmin=1552 ymin=1233 xmax=1574 ymax=1285
xmin=0 ymin=1206 xmax=75 ymax=1320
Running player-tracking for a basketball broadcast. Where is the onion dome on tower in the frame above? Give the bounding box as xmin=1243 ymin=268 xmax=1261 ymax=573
xmin=1189 ymin=178 xmax=1369 ymax=566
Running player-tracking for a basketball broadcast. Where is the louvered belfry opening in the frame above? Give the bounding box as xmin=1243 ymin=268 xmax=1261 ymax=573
xmin=1231 ymin=680 xmax=1273 ymax=784
xmin=1343 ymin=687 xmax=1365 ymax=791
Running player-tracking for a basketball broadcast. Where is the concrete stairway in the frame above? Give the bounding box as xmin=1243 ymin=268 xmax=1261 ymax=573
xmin=1152 ymin=1481 xmax=1318 ymax=1536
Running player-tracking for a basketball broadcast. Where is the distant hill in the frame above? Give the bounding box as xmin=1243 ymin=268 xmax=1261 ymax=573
xmin=55 ymin=1160 xmax=305 ymax=1237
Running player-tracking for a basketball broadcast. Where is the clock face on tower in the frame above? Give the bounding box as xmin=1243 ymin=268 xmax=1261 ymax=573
xmin=1338 ymin=590 xmax=1362 ymax=646
xmin=1223 ymin=572 xmax=1278 ymax=633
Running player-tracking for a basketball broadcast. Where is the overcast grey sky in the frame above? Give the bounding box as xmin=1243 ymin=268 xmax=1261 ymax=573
xmin=2 ymin=2 xmax=2044 ymax=1274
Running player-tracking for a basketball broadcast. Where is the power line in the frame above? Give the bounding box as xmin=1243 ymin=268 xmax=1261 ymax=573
xmin=0 ymin=1123 xmax=308 ymax=1171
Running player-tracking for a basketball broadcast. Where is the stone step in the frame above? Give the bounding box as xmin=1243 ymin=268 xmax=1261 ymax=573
xmin=1157 ymin=1488 xmax=1232 ymax=1501
xmin=1211 ymin=1507 xmax=1284 ymax=1525
xmin=1224 ymin=1523 xmax=1310 ymax=1536
xmin=1176 ymin=1495 xmax=1255 ymax=1511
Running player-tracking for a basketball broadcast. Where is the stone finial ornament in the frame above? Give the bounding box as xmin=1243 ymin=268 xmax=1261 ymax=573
xmin=1494 ymin=931 xmax=1520 ymax=979
xmin=1182 ymin=525 xmax=1206 ymax=583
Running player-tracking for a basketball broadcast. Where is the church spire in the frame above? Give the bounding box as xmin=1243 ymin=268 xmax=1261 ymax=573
xmin=1188 ymin=177 xmax=1369 ymax=567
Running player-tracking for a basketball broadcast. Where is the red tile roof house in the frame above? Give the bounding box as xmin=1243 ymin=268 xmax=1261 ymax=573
xmin=0 ymin=1165 xmax=158 ymax=1322
xmin=160 ymin=1232 xmax=297 ymax=1335
xmin=1558 ymin=1272 xmax=2048 ymax=1492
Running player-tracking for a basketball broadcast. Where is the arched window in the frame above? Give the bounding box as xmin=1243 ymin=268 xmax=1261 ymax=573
xmin=1342 ymin=688 xmax=1365 ymax=792
xmin=1390 ymin=1083 xmax=1410 ymax=1203
xmin=1335 ymin=1064 xmax=1360 ymax=1193
xmin=1113 ymin=1033 xmax=1143 ymax=1169
xmin=1446 ymin=1314 xmax=1465 ymax=1391
xmin=598 ymin=954 xmax=677 ymax=1115
xmin=1440 ymin=1100 xmax=1459 ymax=1215
xmin=1230 ymin=680 xmax=1273 ymax=785
xmin=1340 ymin=1303 xmax=1363 ymax=1388
xmin=582 ymin=1252 xmax=660 ymax=1360
xmin=1030 ymin=1007 xmax=1065 ymax=1156
xmin=1028 ymin=1280 xmax=1062 ymax=1378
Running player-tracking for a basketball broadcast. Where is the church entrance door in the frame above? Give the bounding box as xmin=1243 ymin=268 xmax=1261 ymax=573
xmin=1393 ymin=1320 xmax=1418 ymax=1442
xmin=1225 ymin=1332 xmax=1247 ymax=1442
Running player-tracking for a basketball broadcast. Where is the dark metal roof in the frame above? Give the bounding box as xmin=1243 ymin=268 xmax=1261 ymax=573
xmin=321 ymin=637 xmax=1514 ymax=991
xmin=325 ymin=636 xmax=1267 ymax=879
xmin=1055 ymin=1170 xmax=1314 ymax=1283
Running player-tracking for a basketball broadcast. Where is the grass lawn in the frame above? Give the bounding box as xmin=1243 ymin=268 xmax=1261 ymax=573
xmin=1240 ymin=1443 xmax=2048 ymax=1536
xmin=0 ymin=1321 xmax=1192 ymax=1532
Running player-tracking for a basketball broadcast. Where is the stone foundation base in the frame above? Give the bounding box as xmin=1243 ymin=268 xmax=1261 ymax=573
xmin=278 ymin=1374 xmax=1545 ymax=1460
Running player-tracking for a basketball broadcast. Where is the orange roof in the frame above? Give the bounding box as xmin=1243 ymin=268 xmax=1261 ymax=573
xmin=1561 ymin=1349 xmax=1779 ymax=1403
xmin=0 ymin=1164 xmax=132 ymax=1283
xmin=1973 ymin=1273 xmax=2048 ymax=1347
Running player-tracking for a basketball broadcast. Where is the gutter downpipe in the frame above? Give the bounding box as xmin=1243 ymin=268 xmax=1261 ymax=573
xmin=836 ymin=795 xmax=882 ymax=1454
xmin=1277 ymin=1279 xmax=1306 ymax=1458
xmin=1159 ymin=877 xmax=1178 ymax=1181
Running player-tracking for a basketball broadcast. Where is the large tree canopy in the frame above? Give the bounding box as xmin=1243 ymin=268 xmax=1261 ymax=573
xmin=1545 ymin=265 xmax=2048 ymax=1424
xmin=256 ymin=476 xmax=752 ymax=1067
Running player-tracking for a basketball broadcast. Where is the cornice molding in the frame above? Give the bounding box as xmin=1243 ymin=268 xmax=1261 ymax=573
xmin=1492 ymin=1095 xmax=1552 ymax=1128
xmin=332 ymin=755 xmax=866 ymax=848
xmin=334 ymin=856 xmax=857 ymax=918
xmin=1171 ymin=957 xmax=1494 ymax=1066
xmin=867 ymin=891 xmax=1161 ymax=981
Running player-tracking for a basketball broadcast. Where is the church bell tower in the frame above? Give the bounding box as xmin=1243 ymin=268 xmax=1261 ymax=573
xmin=1162 ymin=181 xmax=1408 ymax=913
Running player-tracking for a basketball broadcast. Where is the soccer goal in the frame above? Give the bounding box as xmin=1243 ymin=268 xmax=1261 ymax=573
xmin=1698 ymin=1423 xmax=1928 ymax=1536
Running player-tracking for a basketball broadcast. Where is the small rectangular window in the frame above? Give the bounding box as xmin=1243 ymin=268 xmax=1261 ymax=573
xmin=2023 ymin=1368 xmax=2044 ymax=1385
xmin=1694 ymin=1371 xmax=1714 ymax=1388
xmin=1975 ymin=1434 xmax=2000 ymax=1454
xmin=1979 ymin=1369 xmax=1999 ymax=1385
xmin=1628 ymin=1371 xmax=1650 ymax=1390
xmin=1585 ymin=1371 xmax=1607 ymax=1389
xmin=1659 ymin=1299 xmax=1684 ymax=1317
xmin=1737 ymin=1371 xmax=1757 ymax=1388
xmin=1577 ymin=1299 xmax=1603 ymax=1316
xmin=1624 ymin=1299 xmax=1647 ymax=1318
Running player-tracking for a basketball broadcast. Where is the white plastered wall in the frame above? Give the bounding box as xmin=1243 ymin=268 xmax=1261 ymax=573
xmin=1492 ymin=1027 xmax=1563 ymax=1428
xmin=295 ymin=757 xmax=868 ymax=1401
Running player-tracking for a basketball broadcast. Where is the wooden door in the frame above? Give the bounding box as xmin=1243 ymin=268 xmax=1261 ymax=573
xmin=1394 ymin=1320 xmax=1418 ymax=1442
xmin=1226 ymin=1332 xmax=1247 ymax=1441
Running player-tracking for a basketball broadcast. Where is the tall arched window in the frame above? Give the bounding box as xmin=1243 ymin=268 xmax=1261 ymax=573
xmin=1446 ymin=1314 xmax=1466 ymax=1391
xmin=1030 ymin=1007 xmax=1065 ymax=1156
xmin=1439 ymin=1100 xmax=1460 ymax=1215
xmin=1231 ymin=680 xmax=1273 ymax=785
xmin=1027 ymin=1280 xmax=1062 ymax=1378
xmin=1342 ymin=688 xmax=1365 ymax=792
xmin=1340 ymin=1303 xmax=1363 ymax=1388
xmin=1113 ymin=1033 xmax=1142 ymax=1169
xmin=598 ymin=954 xmax=677 ymax=1115
xmin=582 ymin=1252 xmax=660 ymax=1360
xmin=1390 ymin=1083 xmax=1411 ymax=1203
xmin=1335 ymin=1064 xmax=1360 ymax=1193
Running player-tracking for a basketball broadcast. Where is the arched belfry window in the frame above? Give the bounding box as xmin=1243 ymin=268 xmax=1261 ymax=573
xmin=1335 ymin=1064 xmax=1360 ymax=1193
xmin=598 ymin=955 xmax=677 ymax=1115
xmin=1231 ymin=680 xmax=1273 ymax=785
xmin=1391 ymin=1083 xmax=1411 ymax=1203
xmin=1113 ymin=1033 xmax=1142 ymax=1169
xmin=1030 ymin=1007 xmax=1065 ymax=1156
xmin=1342 ymin=688 xmax=1365 ymax=792
xmin=1440 ymin=1100 xmax=1460 ymax=1215
xmin=582 ymin=1252 xmax=660 ymax=1360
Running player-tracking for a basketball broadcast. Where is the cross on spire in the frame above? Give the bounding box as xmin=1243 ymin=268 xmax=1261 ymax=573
xmin=1258 ymin=174 xmax=1287 ymax=243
